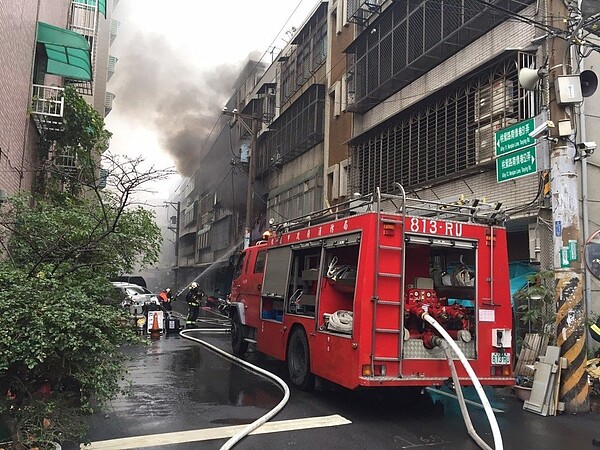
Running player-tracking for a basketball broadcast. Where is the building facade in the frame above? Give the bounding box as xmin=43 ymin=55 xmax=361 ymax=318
xmin=169 ymin=0 xmax=599 ymax=324
xmin=0 ymin=0 xmax=117 ymax=198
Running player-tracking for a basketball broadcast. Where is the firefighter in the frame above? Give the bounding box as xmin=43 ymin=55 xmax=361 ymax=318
xmin=185 ymin=282 xmax=204 ymax=328
xmin=158 ymin=288 xmax=173 ymax=311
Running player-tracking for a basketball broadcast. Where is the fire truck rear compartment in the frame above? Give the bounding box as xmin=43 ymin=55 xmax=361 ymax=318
xmin=402 ymin=241 xmax=476 ymax=360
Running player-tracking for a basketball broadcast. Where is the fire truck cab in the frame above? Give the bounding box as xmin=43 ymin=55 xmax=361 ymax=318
xmin=229 ymin=188 xmax=513 ymax=391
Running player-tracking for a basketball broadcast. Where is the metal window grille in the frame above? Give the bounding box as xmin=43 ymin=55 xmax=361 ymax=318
xmin=350 ymin=53 xmax=539 ymax=195
xmin=267 ymin=177 xmax=323 ymax=223
xmin=280 ymin=5 xmax=327 ymax=104
xmin=345 ymin=0 xmax=535 ymax=113
xmin=346 ymin=0 xmax=384 ymax=25
xmin=31 ymin=85 xmax=65 ymax=117
xmin=256 ymin=85 xmax=325 ymax=176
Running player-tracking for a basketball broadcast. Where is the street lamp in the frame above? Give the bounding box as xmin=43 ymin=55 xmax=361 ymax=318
xmin=222 ymin=107 xmax=260 ymax=248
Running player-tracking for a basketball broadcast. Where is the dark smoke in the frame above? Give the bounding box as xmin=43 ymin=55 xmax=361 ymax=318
xmin=111 ymin=33 xmax=246 ymax=176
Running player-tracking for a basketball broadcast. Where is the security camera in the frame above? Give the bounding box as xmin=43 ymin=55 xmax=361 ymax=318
xmin=222 ymin=107 xmax=228 ymax=112
xmin=575 ymin=141 xmax=596 ymax=161
xmin=232 ymin=108 xmax=238 ymax=114
xmin=529 ymin=120 xmax=554 ymax=139
xmin=577 ymin=141 xmax=596 ymax=152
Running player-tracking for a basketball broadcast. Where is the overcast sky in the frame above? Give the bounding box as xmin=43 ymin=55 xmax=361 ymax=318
xmin=105 ymin=0 xmax=321 ymax=206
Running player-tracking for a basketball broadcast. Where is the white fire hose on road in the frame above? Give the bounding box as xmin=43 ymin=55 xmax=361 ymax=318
xmin=180 ymin=326 xmax=290 ymax=450
xmin=422 ymin=313 xmax=502 ymax=450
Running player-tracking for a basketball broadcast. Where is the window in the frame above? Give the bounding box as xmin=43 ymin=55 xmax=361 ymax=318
xmin=233 ymin=252 xmax=246 ymax=280
xmin=350 ymin=54 xmax=538 ymax=194
xmin=254 ymin=250 xmax=267 ymax=273
xmin=331 ymin=81 xmax=341 ymax=117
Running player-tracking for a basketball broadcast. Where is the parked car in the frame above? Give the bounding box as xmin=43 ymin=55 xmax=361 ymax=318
xmin=111 ymin=281 xmax=159 ymax=307
xmin=110 ymin=275 xmax=147 ymax=288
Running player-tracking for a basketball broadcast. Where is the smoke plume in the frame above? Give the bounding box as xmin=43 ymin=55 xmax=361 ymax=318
xmin=111 ymin=33 xmax=244 ymax=177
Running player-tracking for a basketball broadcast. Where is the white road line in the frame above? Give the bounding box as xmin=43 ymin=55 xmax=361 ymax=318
xmin=82 ymin=414 xmax=352 ymax=449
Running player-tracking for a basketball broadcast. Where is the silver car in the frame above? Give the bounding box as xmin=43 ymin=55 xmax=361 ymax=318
xmin=111 ymin=282 xmax=159 ymax=307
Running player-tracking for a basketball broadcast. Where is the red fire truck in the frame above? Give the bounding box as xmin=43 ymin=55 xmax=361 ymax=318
xmin=229 ymin=188 xmax=513 ymax=390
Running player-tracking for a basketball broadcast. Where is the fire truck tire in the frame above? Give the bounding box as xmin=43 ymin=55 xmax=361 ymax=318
xmin=287 ymin=328 xmax=314 ymax=391
xmin=231 ymin=311 xmax=248 ymax=356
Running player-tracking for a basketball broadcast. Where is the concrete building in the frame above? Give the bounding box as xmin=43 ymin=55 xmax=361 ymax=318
xmin=0 ymin=0 xmax=117 ymax=197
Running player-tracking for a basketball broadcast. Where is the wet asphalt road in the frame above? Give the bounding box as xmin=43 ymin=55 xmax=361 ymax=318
xmin=74 ymin=309 xmax=599 ymax=450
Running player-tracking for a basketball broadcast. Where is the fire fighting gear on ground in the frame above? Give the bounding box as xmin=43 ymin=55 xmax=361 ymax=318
xmin=185 ymin=284 xmax=204 ymax=327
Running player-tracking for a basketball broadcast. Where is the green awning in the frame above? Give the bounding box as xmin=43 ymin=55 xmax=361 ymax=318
xmin=74 ymin=0 xmax=107 ymax=18
xmin=37 ymin=22 xmax=92 ymax=81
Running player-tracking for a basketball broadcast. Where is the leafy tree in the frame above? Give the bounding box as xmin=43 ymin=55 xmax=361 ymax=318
xmin=514 ymin=270 xmax=557 ymax=343
xmin=0 ymin=88 xmax=173 ymax=449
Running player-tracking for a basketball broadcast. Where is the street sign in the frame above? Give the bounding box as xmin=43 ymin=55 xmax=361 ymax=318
xmin=494 ymin=118 xmax=535 ymax=156
xmin=496 ymin=146 xmax=537 ymax=182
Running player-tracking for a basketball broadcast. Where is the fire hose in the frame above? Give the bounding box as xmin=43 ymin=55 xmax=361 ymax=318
xmin=421 ymin=312 xmax=503 ymax=450
xmin=180 ymin=324 xmax=290 ymax=450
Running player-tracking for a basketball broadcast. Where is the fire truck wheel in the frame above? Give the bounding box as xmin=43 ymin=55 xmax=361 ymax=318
xmin=231 ymin=311 xmax=248 ymax=356
xmin=287 ymin=328 xmax=314 ymax=391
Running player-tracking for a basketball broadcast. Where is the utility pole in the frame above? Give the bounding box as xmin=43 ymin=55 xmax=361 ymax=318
xmin=245 ymin=117 xmax=259 ymax=248
xmin=548 ymin=0 xmax=589 ymax=413
xmin=166 ymin=201 xmax=180 ymax=290
xmin=222 ymin=108 xmax=259 ymax=249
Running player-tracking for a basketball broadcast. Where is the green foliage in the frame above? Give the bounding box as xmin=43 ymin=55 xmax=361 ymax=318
xmin=0 ymin=194 xmax=161 ymax=447
xmin=48 ymin=86 xmax=111 ymax=152
xmin=0 ymin=267 xmax=140 ymax=448
xmin=514 ymin=270 xmax=556 ymax=343
xmin=0 ymin=83 xmax=170 ymax=447
xmin=39 ymin=86 xmax=112 ymax=197
xmin=5 ymin=195 xmax=160 ymax=279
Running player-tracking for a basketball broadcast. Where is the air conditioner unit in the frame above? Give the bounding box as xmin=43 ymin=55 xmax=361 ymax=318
xmin=347 ymin=92 xmax=356 ymax=105
xmin=475 ymin=118 xmax=517 ymax=162
xmin=475 ymin=80 xmax=514 ymax=122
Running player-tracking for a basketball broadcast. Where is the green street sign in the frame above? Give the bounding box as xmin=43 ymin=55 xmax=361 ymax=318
xmin=494 ymin=118 xmax=535 ymax=156
xmin=496 ymin=146 xmax=537 ymax=182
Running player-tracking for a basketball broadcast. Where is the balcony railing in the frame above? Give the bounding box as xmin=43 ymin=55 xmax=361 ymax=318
xmin=110 ymin=19 xmax=120 ymax=44
xmin=31 ymin=84 xmax=64 ymax=134
xmin=346 ymin=0 xmax=383 ymax=25
xmin=69 ymin=0 xmax=97 ymax=37
xmin=105 ymin=91 xmax=115 ymax=116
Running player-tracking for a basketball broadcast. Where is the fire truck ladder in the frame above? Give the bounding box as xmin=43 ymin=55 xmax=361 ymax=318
xmin=369 ymin=186 xmax=407 ymax=377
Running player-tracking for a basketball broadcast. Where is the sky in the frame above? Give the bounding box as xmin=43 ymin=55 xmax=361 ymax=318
xmin=105 ymin=0 xmax=322 ymax=207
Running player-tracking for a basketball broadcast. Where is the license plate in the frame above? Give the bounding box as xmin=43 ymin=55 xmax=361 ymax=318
xmin=491 ymin=352 xmax=510 ymax=365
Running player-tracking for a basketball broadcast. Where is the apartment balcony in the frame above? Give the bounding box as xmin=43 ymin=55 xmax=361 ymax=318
xmin=346 ymin=0 xmax=383 ymax=25
xmin=105 ymin=91 xmax=115 ymax=116
xmin=69 ymin=0 xmax=97 ymax=38
xmin=107 ymin=55 xmax=118 ymax=81
xmin=31 ymin=84 xmax=64 ymax=134
xmin=180 ymin=243 xmax=195 ymax=258
xmin=54 ymin=150 xmax=77 ymax=173
xmin=110 ymin=19 xmax=120 ymax=45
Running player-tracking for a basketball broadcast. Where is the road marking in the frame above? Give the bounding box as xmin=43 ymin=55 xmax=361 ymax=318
xmin=82 ymin=414 xmax=352 ymax=449
xmin=425 ymin=387 xmax=504 ymax=413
